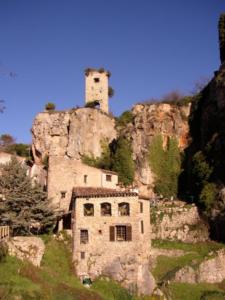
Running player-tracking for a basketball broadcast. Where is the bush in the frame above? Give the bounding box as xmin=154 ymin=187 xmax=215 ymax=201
xmin=45 ymin=102 xmax=55 ymax=111
xmin=200 ymin=183 xmax=217 ymax=212
xmin=108 ymin=86 xmax=114 ymax=98
xmin=0 ymin=242 xmax=8 ymax=262
xmin=85 ymin=100 xmax=100 ymax=108
xmin=116 ymin=111 xmax=133 ymax=127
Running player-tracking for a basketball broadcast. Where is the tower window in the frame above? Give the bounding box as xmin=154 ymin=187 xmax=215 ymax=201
xmin=81 ymin=252 xmax=85 ymax=259
xmin=84 ymin=175 xmax=88 ymax=184
xmin=139 ymin=202 xmax=143 ymax=213
xmin=141 ymin=220 xmax=144 ymax=234
xmin=94 ymin=78 xmax=100 ymax=83
xmin=106 ymin=174 xmax=112 ymax=182
xmin=80 ymin=229 xmax=88 ymax=244
xmin=61 ymin=191 xmax=66 ymax=199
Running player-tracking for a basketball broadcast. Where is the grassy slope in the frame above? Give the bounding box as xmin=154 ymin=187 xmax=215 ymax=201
xmin=152 ymin=240 xmax=225 ymax=300
xmin=0 ymin=235 xmax=156 ymax=300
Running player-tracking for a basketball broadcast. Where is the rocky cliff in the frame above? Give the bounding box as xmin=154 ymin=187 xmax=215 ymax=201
xmin=183 ymin=62 xmax=225 ymax=240
xmin=32 ymin=108 xmax=117 ymax=163
xmin=122 ymin=103 xmax=190 ymax=196
xmin=31 ymin=104 xmax=190 ymax=197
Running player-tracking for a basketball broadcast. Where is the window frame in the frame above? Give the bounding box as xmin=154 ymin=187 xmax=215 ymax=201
xmin=80 ymin=229 xmax=89 ymax=244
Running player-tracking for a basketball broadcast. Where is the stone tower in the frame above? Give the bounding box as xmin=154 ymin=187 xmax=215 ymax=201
xmin=85 ymin=68 xmax=109 ymax=114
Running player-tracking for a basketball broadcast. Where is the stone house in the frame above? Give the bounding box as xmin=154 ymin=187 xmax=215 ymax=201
xmin=72 ymin=186 xmax=153 ymax=294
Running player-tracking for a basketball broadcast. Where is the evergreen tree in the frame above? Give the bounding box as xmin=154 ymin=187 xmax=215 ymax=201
xmin=112 ymin=137 xmax=135 ymax=186
xmin=219 ymin=13 xmax=225 ymax=63
xmin=148 ymin=135 xmax=181 ymax=197
xmin=0 ymin=157 xmax=56 ymax=235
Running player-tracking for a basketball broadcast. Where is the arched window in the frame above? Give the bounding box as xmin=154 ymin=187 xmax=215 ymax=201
xmin=118 ymin=202 xmax=130 ymax=216
xmin=101 ymin=202 xmax=111 ymax=216
xmin=83 ymin=203 xmax=94 ymax=216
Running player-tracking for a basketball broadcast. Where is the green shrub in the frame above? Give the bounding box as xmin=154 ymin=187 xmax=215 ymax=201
xmin=45 ymin=102 xmax=55 ymax=111
xmin=85 ymin=100 xmax=100 ymax=108
xmin=0 ymin=242 xmax=8 ymax=262
xmin=200 ymin=183 xmax=217 ymax=212
xmin=116 ymin=111 xmax=134 ymax=127
xmin=108 ymin=86 xmax=114 ymax=98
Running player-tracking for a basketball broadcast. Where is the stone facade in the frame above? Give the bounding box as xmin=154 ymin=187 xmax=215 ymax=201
xmin=85 ymin=69 xmax=109 ymax=114
xmin=48 ymin=156 xmax=118 ymax=212
xmin=72 ymin=188 xmax=154 ymax=295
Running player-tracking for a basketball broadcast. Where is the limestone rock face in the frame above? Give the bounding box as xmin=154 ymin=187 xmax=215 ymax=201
xmin=173 ymin=249 xmax=225 ymax=284
xmin=122 ymin=103 xmax=190 ymax=196
xmin=32 ymin=108 xmax=116 ymax=163
xmin=7 ymin=236 xmax=45 ymax=267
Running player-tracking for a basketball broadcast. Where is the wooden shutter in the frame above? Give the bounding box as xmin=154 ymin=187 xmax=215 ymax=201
xmin=109 ymin=226 xmax=115 ymax=241
xmin=126 ymin=225 xmax=132 ymax=241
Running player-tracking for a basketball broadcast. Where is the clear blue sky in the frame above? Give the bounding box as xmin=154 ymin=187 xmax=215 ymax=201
xmin=0 ymin=0 xmax=224 ymax=143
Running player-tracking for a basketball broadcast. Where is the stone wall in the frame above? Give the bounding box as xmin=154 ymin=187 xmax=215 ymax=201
xmin=151 ymin=200 xmax=209 ymax=243
xmin=73 ymin=195 xmax=154 ymax=295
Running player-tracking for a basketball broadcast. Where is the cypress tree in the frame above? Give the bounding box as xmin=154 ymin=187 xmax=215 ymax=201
xmin=112 ymin=137 xmax=135 ymax=186
xmin=219 ymin=13 xmax=225 ymax=63
xmin=0 ymin=157 xmax=56 ymax=235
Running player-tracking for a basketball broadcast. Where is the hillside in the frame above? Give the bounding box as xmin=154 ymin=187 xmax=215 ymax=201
xmin=0 ymin=234 xmax=152 ymax=300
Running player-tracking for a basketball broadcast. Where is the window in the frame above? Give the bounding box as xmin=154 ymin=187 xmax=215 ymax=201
xmin=109 ymin=225 xmax=132 ymax=242
xmin=80 ymin=230 xmax=88 ymax=244
xmin=84 ymin=175 xmax=88 ymax=184
xmin=84 ymin=203 xmax=94 ymax=216
xmin=106 ymin=174 xmax=112 ymax=182
xmin=116 ymin=226 xmax=126 ymax=241
xmin=61 ymin=191 xmax=66 ymax=198
xmin=81 ymin=252 xmax=85 ymax=259
xmin=101 ymin=202 xmax=111 ymax=216
xmin=141 ymin=220 xmax=144 ymax=234
xmin=94 ymin=78 xmax=100 ymax=83
xmin=118 ymin=202 xmax=130 ymax=216
xmin=139 ymin=202 xmax=143 ymax=213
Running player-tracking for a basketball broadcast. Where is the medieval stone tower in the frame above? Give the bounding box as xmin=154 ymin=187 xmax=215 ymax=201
xmin=85 ymin=68 xmax=109 ymax=114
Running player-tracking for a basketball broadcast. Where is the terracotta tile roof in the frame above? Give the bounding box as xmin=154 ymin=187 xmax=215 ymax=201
xmin=100 ymin=169 xmax=118 ymax=175
xmin=72 ymin=187 xmax=138 ymax=198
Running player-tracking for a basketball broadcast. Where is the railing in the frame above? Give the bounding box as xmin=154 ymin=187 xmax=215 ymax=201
xmin=0 ymin=226 xmax=10 ymax=241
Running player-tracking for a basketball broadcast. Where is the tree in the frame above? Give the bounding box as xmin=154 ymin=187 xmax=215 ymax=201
xmin=45 ymin=102 xmax=56 ymax=111
xmin=219 ymin=13 xmax=225 ymax=63
xmin=148 ymin=135 xmax=181 ymax=197
xmin=0 ymin=134 xmax=15 ymax=148
xmin=108 ymin=86 xmax=114 ymax=98
xmin=112 ymin=137 xmax=135 ymax=186
xmin=0 ymin=157 xmax=56 ymax=235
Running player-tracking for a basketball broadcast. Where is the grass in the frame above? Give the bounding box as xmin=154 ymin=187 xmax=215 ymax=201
xmin=152 ymin=240 xmax=225 ymax=282
xmin=152 ymin=239 xmax=225 ymax=300
xmin=169 ymin=283 xmax=225 ymax=300
xmin=0 ymin=234 xmax=158 ymax=300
